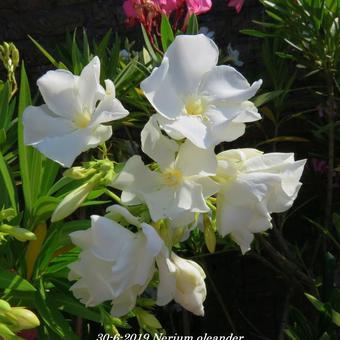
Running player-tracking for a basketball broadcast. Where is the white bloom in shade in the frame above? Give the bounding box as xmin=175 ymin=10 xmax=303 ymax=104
xmin=198 ymin=26 xmax=215 ymax=39
xmin=215 ymin=149 xmax=306 ymax=254
xmin=23 ymin=57 xmax=129 ymax=167
xmin=156 ymin=252 xmax=206 ymax=316
xmin=68 ymin=208 xmax=164 ymax=316
xmin=112 ymin=116 xmax=219 ymax=222
xmin=140 ymin=34 xmax=262 ymax=149
xmin=227 ymin=43 xmax=244 ymax=67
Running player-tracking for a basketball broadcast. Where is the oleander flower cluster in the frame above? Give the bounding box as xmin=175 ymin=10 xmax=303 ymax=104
xmin=123 ymin=0 xmax=245 ymax=34
xmin=22 ymin=34 xmax=306 ymax=318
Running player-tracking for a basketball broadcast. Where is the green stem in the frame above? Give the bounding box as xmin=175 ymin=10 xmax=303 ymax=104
xmin=104 ymin=189 xmax=121 ymax=204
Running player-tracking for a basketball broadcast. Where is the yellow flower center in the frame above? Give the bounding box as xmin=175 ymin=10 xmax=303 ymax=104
xmin=74 ymin=108 xmax=91 ymax=129
xmin=162 ymin=168 xmax=183 ymax=187
xmin=184 ymin=96 xmax=206 ymax=116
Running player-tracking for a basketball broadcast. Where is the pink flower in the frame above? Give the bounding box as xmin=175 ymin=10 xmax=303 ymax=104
xmin=227 ymin=0 xmax=245 ymax=13
xmin=186 ymin=0 xmax=212 ymax=15
xmin=159 ymin=0 xmax=182 ymax=15
xmin=123 ymin=0 xmax=138 ymax=18
xmin=123 ymin=0 xmax=182 ymax=18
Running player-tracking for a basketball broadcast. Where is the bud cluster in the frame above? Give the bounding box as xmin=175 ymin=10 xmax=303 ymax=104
xmin=0 ymin=299 xmax=40 ymax=339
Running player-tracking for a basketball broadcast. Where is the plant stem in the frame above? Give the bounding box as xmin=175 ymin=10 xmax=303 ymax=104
xmin=202 ymin=260 xmax=237 ymax=333
xmin=277 ymin=286 xmax=292 ymax=340
xmin=104 ymin=189 xmax=121 ymax=204
xmin=260 ymin=237 xmax=318 ymax=297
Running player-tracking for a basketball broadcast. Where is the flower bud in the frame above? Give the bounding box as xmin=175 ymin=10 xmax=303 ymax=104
xmin=0 ymin=299 xmax=11 ymax=313
xmin=5 ymin=307 xmax=40 ymax=331
xmin=51 ymin=181 xmax=96 ymax=222
xmin=0 ymin=224 xmax=36 ymax=242
xmin=0 ymin=322 xmax=15 ymax=337
xmin=0 ymin=42 xmax=19 ymax=73
xmin=63 ymin=167 xmax=96 ymax=180
xmin=157 ymin=253 xmax=207 ymax=316
xmin=136 ymin=309 xmax=162 ymax=329
xmin=11 ymin=44 xmax=19 ymax=69
xmin=0 ymin=208 xmax=16 ymax=222
xmin=203 ymin=214 xmax=216 ymax=253
xmin=172 ymin=254 xmax=207 ymax=316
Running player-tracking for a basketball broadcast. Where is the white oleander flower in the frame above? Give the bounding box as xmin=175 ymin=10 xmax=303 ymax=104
xmin=112 ymin=116 xmax=219 ymax=222
xmin=23 ymin=57 xmax=129 ymax=167
xmin=68 ymin=206 xmax=164 ymax=317
xmin=156 ymin=252 xmax=206 ymax=316
xmin=215 ymin=149 xmax=306 ymax=254
xmin=227 ymin=43 xmax=244 ymax=67
xmin=141 ymin=34 xmax=262 ymax=149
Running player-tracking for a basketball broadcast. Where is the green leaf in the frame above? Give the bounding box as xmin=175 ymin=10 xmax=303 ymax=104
xmin=28 ymin=35 xmax=67 ymax=69
xmin=256 ymin=136 xmax=309 ymax=147
xmin=186 ymin=14 xmax=199 ymax=35
xmin=141 ymin=25 xmax=160 ymax=63
xmin=17 ymin=63 xmax=60 ymax=219
xmin=284 ymin=327 xmax=301 ymax=340
xmin=71 ymin=30 xmax=83 ymax=75
xmin=35 ymin=292 xmax=78 ymax=340
xmin=0 ymin=151 xmax=18 ymax=212
xmin=18 ymin=62 xmax=34 ymax=214
xmin=253 ymin=90 xmax=287 ymax=107
xmin=0 ymin=82 xmax=10 ymax=129
xmin=160 ymin=15 xmax=174 ymax=51
xmin=332 ymin=309 xmax=340 ymax=327
xmin=95 ymin=29 xmax=112 ymax=58
xmin=240 ymin=29 xmax=273 ymax=38
xmin=0 ymin=268 xmax=36 ymax=292
xmin=50 ymin=293 xmax=101 ymax=322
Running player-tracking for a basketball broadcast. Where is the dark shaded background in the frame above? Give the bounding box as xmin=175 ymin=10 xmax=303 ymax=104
xmin=0 ymin=0 xmax=263 ymax=81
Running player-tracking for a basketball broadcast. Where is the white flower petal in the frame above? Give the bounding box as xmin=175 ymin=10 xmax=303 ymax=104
xmin=170 ymin=253 xmax=206 ymax=316
xmin=231 ymin=230 xmax=255 ymax=255
xmin=106 ymin=205 xmax=141 ymax=227
xmin=121 ymin=191 xmax=142 ymax=205
xmin=199 ymin=65 xmax=262 ymax=102
xmin=88 ymin=215 xmax=134 ymax=261
xmin=78 ymin=56 xmax=103 ymax=112
xmin=215 ymin=148 xmax=306 ymax=253
xmin=175 ymin=181 xmax=209 ymax=213
xmin=167 ymin=211 xmax=196 ymax=230
xmin=141 ymin=34 xmax=219 ymax=119
xmin=23 ymin=104 xmax=75 ymax=145
xmin=143 ymin=187 xmax=175 ymax=221
xmin=111 ymin=286 xmax=140 ymax=317
xmin=141 ymin=59 xmax=186 ymax=120
xmin=231 ymin=101 xmax=261 ymax=122
xmin=163 ymin=115 xmax=209 ymax=148
xmin=175 ymin=140 xmax=217 ymax=176
xmin=112 ymin=155 xmax=161 ymax=201
xmin=91 ymin=97 xmax=129 ymax=126
xmin=37 ymin=69 xmax=81 ymax=119
xmin=194 ymin=177 xmax=219 ymax=198
xmin=209 ymin=121 xmax=246 ymax=144
xmin=141 ymin=115 xmax=179 ymax=170
xmin=33 ymin=128 xmax=93 ymax=167
xmin=156 ymin=255 xmax=176 ymax=306
xmin=157 ymin=114 xmax=186 ymax=140
xmin=87 ymin=125 xmax=112 ymax=148
xmin=164 ymin=34 xmax=219 ymax=95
